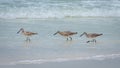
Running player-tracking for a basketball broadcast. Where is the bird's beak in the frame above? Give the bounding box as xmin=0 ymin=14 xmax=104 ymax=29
xmin=75 ymin=32 xmax=78 ymax=34
xmin=53 ymin=32 xmax=58 ymax=35
xmin=80 ymin=33 xmax=84 ymax=37
xmin=100 ymin=34 xmax=103 ymax=35
xmin=17 ymin=29 xmax=21 ymax=34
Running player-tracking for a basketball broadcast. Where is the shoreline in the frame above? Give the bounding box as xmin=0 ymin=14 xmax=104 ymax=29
xmin=0 ymin=17 xmax=120 ymax=68
xmin=0 ymin=16 xmax=120 ymax=20
xmin=1 ymin=57 xmax=120 ymax=68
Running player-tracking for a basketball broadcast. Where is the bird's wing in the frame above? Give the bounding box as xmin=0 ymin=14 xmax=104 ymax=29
xmin=25 ymin=31 xmax=37 ymax=35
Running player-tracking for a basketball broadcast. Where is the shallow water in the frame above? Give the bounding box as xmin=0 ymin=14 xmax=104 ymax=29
xmin=0 ymin=17 xmax=120 ymax=65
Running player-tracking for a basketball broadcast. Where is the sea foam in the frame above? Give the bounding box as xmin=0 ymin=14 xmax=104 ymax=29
xmin=10 ymin=53 xmax=120 ymax=65
xmin=0 ymin=0 xmax=120 ymax=19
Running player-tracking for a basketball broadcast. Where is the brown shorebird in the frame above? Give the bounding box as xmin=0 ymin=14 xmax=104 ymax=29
xmin=53 ymin=31 xmax=77 ymax=40
xmin=80 ymin=32 xmax=103 ymax=43
xmin=17 ymin=28 xmax=38 ymax=41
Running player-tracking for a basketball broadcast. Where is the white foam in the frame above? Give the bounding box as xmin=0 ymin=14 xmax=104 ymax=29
xmin=0 ymin=0 xmax=120 ymax=19
xmin=10 ymin=53 xmax=120 ymax=65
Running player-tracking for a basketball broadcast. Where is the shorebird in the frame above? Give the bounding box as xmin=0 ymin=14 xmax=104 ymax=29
xmin=53 ymin=31 xmax=77 ymax=40
xmin=17 ymin=28 xmax=38 ymax=41
xmin=80 ymin=32 xmax=103 ymax=43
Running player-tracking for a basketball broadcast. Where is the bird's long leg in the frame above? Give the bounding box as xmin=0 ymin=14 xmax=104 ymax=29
xmin=91 ymin=39 xmax=94 ymax=42
xmin=93 ymin=39 xmax=96 ymax=43
xmin=26 ymin=37 xmax=30 ymax=42
xmin=66 ymin=37 xmax=69 ymax=41
xmin=87 ymin=41 xmax=90 ymax=43
xmin=87 ymin=39 xmax=96 ymax=44
xmin=28 ymin=37 xmax=31 ymax=42
xmin=87 ymin=39 xmax=94 ymax=43
xmin=69 ymin=37 xmax=72 ymax=41
xmin=26 ymin=37 xmax=29 ymax=41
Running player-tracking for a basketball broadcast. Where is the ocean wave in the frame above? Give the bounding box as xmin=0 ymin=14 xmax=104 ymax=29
xmin=10 ymin=53 xmax=120 ymax=65
xmin=0 ymin=0 xmax=120 ymax=19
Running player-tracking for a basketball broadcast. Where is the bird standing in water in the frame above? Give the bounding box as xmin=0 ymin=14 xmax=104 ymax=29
xmin=53 ymin=31 xmax=77 ymax=41
xmin=17 ymin=28 xmax=38 ymax=41
xmin=80 ymin=32 xmax=103 ymax=43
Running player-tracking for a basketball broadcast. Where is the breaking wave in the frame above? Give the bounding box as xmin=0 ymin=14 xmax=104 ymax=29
xmin=0 ymin=0 xmax=120 ymax=19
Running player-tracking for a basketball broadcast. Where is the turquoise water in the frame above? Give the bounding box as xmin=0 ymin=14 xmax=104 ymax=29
xmin=0 ymin=18 xmax=120 ymax=65
xmin=0 ymin=0 xmax=120 ymax=19
xmin=0 ymin=0 xmax=120 ymax=66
